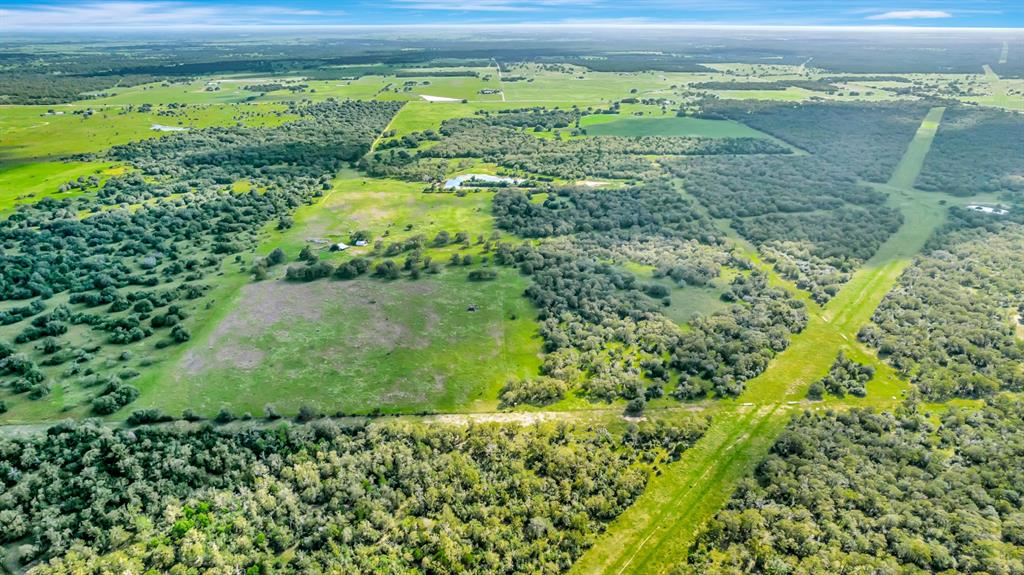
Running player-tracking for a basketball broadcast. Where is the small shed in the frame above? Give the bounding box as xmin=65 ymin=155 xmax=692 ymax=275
xmin=330 ymin=242 xmax=350 ymax=252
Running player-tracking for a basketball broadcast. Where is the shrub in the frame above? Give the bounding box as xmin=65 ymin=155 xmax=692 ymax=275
xmin=214 ymin=408 xmax=235 ymax=424
xmin=499 ymin=377 xmax=568 ymax=407
xmin=468 ymin=269 xmax=498 ymax=281
xmin=296 ymin=405 xmax=319 ymax=423
xmin=127 ymin=409 xmax=172 ymax=425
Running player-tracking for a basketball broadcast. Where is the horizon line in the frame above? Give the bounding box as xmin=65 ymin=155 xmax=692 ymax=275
xmin=3 ymin=23 xmax=1024 ymax=33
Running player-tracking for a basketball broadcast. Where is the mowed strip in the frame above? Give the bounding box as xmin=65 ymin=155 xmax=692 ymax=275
xmin=570 ymin=107 xmax=951 ymax=575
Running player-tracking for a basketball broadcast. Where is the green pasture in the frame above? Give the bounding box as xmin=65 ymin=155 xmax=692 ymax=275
xmin=383 ymin=101 xmax=492 ymax=138
xmin=502 ymin=70 xmax=677 ymax=103
xmin=137 ymin=270 xmax=540 ymax=417
xmin=0 ymin=103 xmax=293 ymax=163
xmin=128 ymin=171 xmax=541 ymax=418
xmin=278 ymin=173 xmax=504 ymax=257
xmin=0 ymin=161 xmax=120 ymax=212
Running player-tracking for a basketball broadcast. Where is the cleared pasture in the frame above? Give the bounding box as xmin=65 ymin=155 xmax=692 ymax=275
xmin=130 ymin=172 xmax=542 ymax=418
xmin=0 ymin=103 xmax=293 ymax=162
xmin=142 ymin=271 xmax=540 ymax=417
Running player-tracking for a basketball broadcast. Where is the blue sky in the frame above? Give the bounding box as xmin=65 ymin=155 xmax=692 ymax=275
xmin=1 ymin=0 xmax=1021 ymax=29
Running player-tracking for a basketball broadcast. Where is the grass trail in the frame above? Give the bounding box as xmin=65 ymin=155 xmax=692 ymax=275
xmin=979 ymin=65 xmax=1022 ymax=111
xmin=887 ymin=106 xmax=943 ymax=189
xmin=570 ymin=106 xmax=951 ymax=575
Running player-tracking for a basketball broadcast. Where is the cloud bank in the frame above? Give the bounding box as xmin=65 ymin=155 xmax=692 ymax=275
xmin=866 ymin=10 xmax=953 ymax=20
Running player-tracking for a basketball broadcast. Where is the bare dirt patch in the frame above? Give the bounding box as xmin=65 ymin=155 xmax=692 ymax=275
xmin=216 ymin=345 xmax=265 ymax=370
xmin=182 ymin=279 xmax=441 ymax=375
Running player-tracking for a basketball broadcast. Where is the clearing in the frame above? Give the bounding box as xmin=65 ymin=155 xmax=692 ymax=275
xmin=130 ymin=172 xmax=542 ymax=418
xmin=148 ymin=271 xmax=541 ymax=416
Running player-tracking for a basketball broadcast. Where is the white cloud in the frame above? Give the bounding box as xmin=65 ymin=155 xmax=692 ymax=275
xmin=865 ymin=9 xmax=953 ymax=20
xmin=390 ymin=0 xmax=597 ymax=12
xmin=0 ymin=1 xmax=341 ymax=28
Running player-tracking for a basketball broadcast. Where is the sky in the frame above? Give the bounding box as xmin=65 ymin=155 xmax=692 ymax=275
xmin=1 ymin=0 xmax=1022 ymax=30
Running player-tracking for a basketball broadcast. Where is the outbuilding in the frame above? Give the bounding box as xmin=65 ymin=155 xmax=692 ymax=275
xmin=966 ymin=204 xmax=1009 ymax=216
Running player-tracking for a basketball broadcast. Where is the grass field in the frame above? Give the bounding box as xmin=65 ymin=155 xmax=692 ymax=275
xmin=127 ymin=171 xmax=542 ymax=418
xmin=86 ymin=73 xmax=504 ymax=106
xmin=140 ymin=270 xmax=541 ymax=417
xmin=383 ymin=101 xmax=505 ymax=139
xmin=0 ymin=103 xmax=293 ymax=163
xmin=570 ymin=107 xmax=958 ymax=575
xmin=0 ymin=161 xmax=120 ymax=212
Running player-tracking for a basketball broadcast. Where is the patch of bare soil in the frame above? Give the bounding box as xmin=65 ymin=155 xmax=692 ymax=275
xmin=216 ymin=345 xmax=264 ymax=370
xmin=180 ymin=349 xmax=207 ymax=376
xmin=182 ymin=279 xmax=441 ymax=375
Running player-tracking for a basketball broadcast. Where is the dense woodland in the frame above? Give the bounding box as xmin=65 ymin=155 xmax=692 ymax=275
xmin=916 ymin=107 xmax=1024 ymax=196
xmin=0 ymin=416 xmax=707 ymax=572
xmin=702 ymin=100 xmax=927 ymax=181
xmin=860 ymin=212 xmax=1024 ymax=399
xmin=684 ymin=399 xmax=1024 ymax=574
xmin=666 ymin=101 xmax=922 ymax=302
